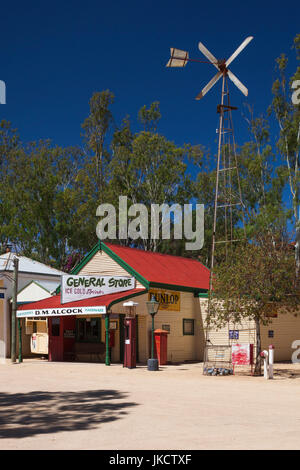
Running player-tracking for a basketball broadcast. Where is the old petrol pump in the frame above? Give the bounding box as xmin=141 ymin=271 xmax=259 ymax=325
xmin=123 ymin=301 xmax=138 ymax=369
xmin=108 ymin=327 xmax=115 ymax=362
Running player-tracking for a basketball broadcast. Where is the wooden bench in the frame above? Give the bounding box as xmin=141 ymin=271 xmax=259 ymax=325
xmin=74 ymin=342 xmax=106 ymax=362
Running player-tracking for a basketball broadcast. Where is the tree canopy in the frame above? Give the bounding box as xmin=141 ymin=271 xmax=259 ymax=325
xmin=0 ymin=34 xmax=299 ymax=282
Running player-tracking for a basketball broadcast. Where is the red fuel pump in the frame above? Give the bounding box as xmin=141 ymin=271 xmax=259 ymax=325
xmin=109 ymin=330 xmax=115 ymax=348
xmin=123 ymin=317 xmax=136 ymax=368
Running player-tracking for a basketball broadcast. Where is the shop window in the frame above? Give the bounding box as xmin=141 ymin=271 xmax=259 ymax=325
xmin=183 ymin=319 xmax=194 ymax=336
xmin=51 ymin=318 xmax=60 ymax=336
xmin=76 ymin=318 xmax=101 ymax=343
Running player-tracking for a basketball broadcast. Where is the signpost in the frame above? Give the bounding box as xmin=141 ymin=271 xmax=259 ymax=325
xmin=11 ymin=257 xmax=19 ymax=363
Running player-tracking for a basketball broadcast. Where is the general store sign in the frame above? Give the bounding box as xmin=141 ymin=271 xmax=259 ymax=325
xmin=61 ymin=274 xmax=135 ymax=304
xmin=17 ymin=305 xmax=106 ymax=318
xmin=148 ymin=289 xmax=180 ymax=311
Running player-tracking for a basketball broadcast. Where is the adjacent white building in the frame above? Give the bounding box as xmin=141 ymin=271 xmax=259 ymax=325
xmin=0 ymin=251 xmax=64 ymax=359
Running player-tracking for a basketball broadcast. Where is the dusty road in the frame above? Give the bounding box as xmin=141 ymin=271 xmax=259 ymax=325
xmin=0 ymin=359 xmax=300 ymax=450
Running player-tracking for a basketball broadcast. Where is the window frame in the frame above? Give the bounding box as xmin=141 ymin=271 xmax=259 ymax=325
xmin=183 ymin=318 xmax=195 ymax=336
xmin=75 ymin=318 xmax=101 ymax=343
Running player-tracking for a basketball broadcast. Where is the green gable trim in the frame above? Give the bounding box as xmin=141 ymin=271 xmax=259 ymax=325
xmin=197 ymin=292 xmax=209 ymax=298
xmin=55 ymin=240 xmax=209 ymax=295
xmin=17 ymin=280 xmax=52 ymax=298
xmin=100 ymin=242 xmax=150 ymax=289
xmin=148 ymin=282 xmax=207 ymax=294
xmin=100 ymin=243 xmax=209 ymax=294
xmin=55 ymin=242 xmax=101 ymax=294
xmin=108 ymin=289 xmax=148 ymax=311
xmin=71 ymin=241 xmax=100 ymax=275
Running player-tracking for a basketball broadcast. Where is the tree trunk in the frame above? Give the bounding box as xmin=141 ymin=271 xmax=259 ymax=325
xmin=295 ymin=215 xmax=300 ymax=283
xmin=254 ymin=317 xmax=262 ymax=376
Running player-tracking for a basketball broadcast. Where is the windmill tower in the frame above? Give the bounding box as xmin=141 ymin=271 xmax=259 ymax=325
xmin=166 ymin=37 xmax=253 ymax=352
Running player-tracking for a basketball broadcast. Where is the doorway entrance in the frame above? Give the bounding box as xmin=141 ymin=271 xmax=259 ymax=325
xmin=48 ymin=318 xmax=63 ymax=361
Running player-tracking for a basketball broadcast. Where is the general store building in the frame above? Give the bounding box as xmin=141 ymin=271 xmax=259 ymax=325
xmin=18 ymin=241 xmax=210 ymax=363
xmin=16 ymin=241 xmax=300 ymax=364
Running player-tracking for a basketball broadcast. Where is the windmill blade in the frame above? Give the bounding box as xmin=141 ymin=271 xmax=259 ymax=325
xmin=195 ymin=71 xmax=222 ymax=100
xmin=225 ymin=36 xmax=253 ymax=67
xmin=198 ymin=42 xmax=219 ymax=69
xmin=166 ymin=48 xmax=189 ymax=67
xmin=227 ymin=70 xmax=248 ymax=96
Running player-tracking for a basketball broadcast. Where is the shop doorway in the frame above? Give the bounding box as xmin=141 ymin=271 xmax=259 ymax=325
xmin=48 ymin=318 xmax=63 ymax=361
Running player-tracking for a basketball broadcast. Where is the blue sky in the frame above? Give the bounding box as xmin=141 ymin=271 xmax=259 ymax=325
xmin=1 ymin=0 xmax=299 ymax=156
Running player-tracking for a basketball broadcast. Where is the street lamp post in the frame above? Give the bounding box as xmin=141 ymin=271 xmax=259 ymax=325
xmin=146 ymin=295 xmax=159 ymax=371
xmin=11 ymin=257 xmax=19 ymax=363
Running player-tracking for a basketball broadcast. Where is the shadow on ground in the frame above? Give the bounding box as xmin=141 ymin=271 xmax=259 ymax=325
xmin=274 ymin=369 xmax=300 ymax=379
xmin=0 ymin=389 xmax=138 ymax=439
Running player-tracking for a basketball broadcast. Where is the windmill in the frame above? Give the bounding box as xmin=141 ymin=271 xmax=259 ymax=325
xmin=166 ymin=38 xmax=254 ymax=356
xmin=166 ymin=36 xmax=253 ymax=270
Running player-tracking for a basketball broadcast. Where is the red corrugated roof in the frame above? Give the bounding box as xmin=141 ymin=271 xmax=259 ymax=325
xmin=18 ymin=288 xmax=146 ymax=311
xmin=104 ymin=243 xmax=210 ymax=290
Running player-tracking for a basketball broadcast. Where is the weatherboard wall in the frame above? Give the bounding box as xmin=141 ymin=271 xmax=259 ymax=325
xmin=199 ymin=298 xmax=257 ymax=357
xmin=78 ymin=249 xmax=145 ymax=289
xmin=199 ymin=299 xmax=300 ymax=362
xmin=110 ymin=291 xmax=205 ymax=363
xmin=260 ymin=310 xmax=300 ymax=362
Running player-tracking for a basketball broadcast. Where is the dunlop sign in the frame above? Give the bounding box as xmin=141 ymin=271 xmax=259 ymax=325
xmin=61 ymin=275 xmax=135 ymax=304
xmin=148 ymin=289 xmax=180 ymax=311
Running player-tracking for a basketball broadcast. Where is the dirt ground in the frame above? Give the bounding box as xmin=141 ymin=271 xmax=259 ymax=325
xmin=0 ymin=359 xmax=300 ymax=450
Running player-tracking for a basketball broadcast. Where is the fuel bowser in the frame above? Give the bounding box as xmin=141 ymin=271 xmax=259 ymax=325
xmin=123 ymin=301 xmax=138 ymax=369
xmin=109 ymin=330 xmax=115 ymax=348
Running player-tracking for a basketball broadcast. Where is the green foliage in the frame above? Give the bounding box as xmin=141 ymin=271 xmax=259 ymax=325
xmin=0 ymin=32 xmax=299 ymax=274
xmin=209 ymin=235 xmax=298 ymax=328
xmin=138 ymin=102 xmax=161 ymax=132
xmin=81 ymin=90 xmax=115 ymax=196
xmin=0 ymin=98 xmax=195 ymax=265
xmin=208 ymin=233 xmax=299 ymax=374
xmin=267 ymin=38 xmax=300 ymax=278
xmin=0 ymin=139 xmax=87 ymax=266
xmin=110 ymin=110 xmax=192 ymax=251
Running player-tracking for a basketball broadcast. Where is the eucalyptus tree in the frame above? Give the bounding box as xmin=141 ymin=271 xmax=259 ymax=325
xmin=81 ymin=90 xmax=115 ymax=198
xmin=208 ymin=232 xmax=298 ymax=375
xmin=1 ymin=140 xmax=84 ymax=267
xmin=110 ymin=104 xmax=191 ymax=251
xmin=238 ymin=110 xmax=288 ymax=240
xmin=269 ymin=34 xmax=300 ymax=277
xmin=0 ymin=120 xmax=20 ymax=251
